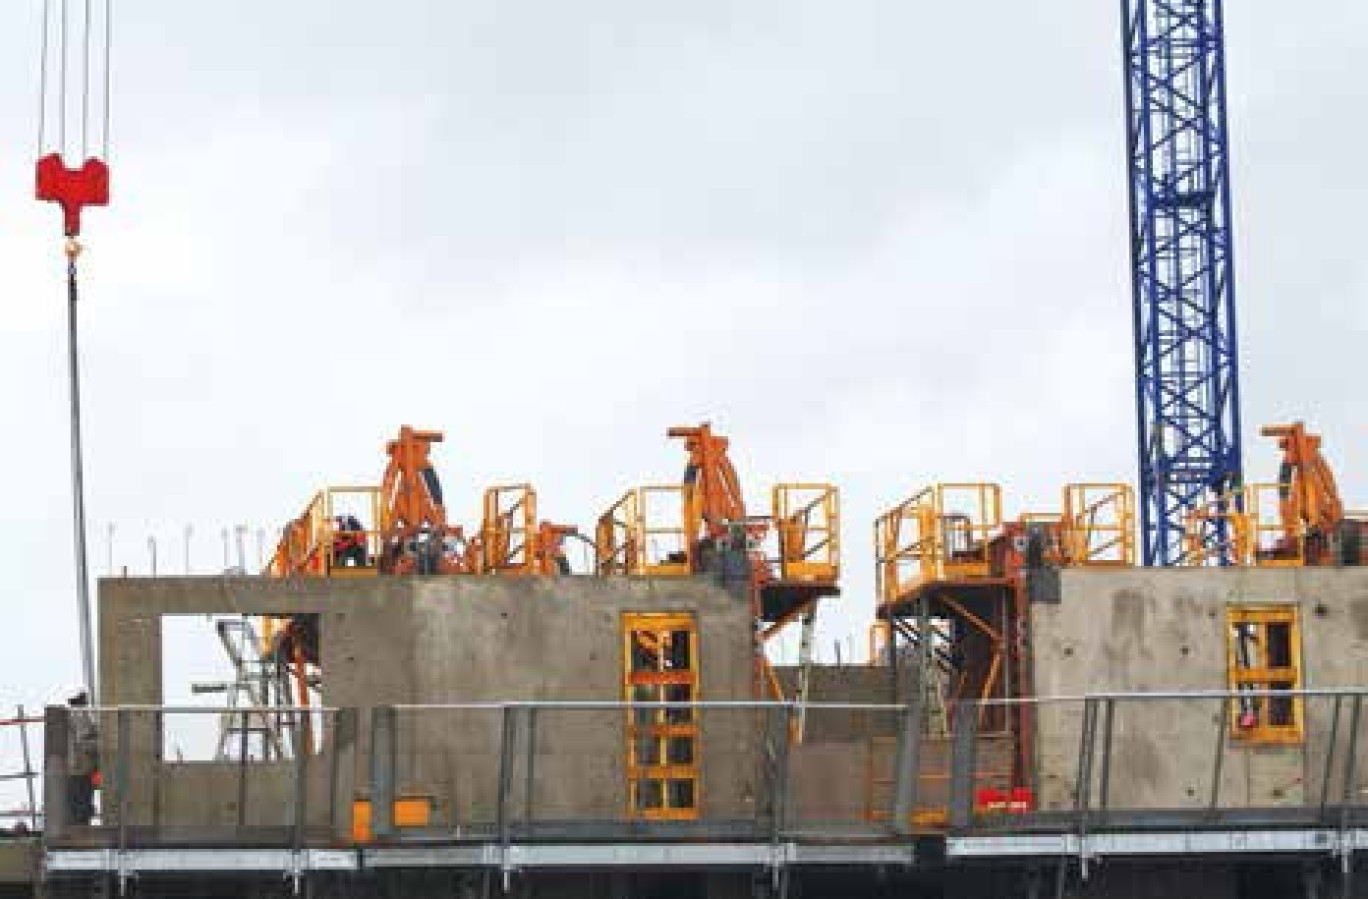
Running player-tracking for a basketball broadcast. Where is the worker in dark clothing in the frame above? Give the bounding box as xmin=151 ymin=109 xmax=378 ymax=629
xmin=332 ymin=514 xmax=368 ymax=567
xmin=66 ymin=691 xmax=98 ymax=826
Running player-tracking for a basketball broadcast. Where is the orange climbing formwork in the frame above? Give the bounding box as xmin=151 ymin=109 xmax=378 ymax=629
xmin=475 ymin=484 xmax=576 ymax=575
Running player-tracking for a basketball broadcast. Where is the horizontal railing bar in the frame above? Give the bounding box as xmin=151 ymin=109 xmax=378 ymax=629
xmin=393 ymin=701 xmax=905 ymax=711
xmin=80 ymin=706 xmax=338 ymax=714
xmin=55 ymin=690 xmax=1368 ymax=716
xmin=975 ymin=688 xmax=1367 ymax=705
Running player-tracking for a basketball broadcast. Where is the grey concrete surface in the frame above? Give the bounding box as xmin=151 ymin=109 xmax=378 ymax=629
xmin=0 ymin=840 xmax=38 ymax=885
xmin=1031 ymin=567 xmax=1368 ymax=812
xmin=97 ymin=575 xmax=757 ymax=831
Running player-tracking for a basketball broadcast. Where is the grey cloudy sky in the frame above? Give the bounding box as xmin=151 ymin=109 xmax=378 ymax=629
xmin=0 ymin=2 xmax=1365 ymax=705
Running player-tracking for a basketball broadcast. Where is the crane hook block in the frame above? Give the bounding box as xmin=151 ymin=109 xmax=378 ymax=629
xmin=36 ymin=154 xmax=109 ymax=237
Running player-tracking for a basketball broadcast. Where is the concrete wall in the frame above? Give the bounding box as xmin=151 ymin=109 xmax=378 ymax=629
xmin=98 ymin=575 xmax=757 ymax=830
xmin=1031 ymin=567 xmax=1368 ymax=811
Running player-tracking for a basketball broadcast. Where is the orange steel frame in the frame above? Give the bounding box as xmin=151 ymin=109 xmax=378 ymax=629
xmin=871 ymin=481 xmax=1138 ymax=826
xmin=378 ymin=426 xmax=468 ymax=574
xmin=1182 ymin=423 xmax=1358 ymax=568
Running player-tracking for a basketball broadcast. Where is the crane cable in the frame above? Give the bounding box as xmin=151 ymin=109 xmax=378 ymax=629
xmin=37 ymin=0 xmax=112 ymax=165
xmin=36 ymin=0 xmax=114 ymax=699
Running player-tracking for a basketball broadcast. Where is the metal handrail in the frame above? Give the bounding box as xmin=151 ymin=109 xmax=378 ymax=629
xmin=0 ymin=708 xmax=41 ymax=832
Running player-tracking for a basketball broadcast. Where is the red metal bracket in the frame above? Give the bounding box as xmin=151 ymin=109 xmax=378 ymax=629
xmin=36 ymin=153 xmax=109 ymax=237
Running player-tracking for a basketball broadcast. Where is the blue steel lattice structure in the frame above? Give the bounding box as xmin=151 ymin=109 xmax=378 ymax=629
xmin=1121 ymin=0 xmax=1243 ymax=566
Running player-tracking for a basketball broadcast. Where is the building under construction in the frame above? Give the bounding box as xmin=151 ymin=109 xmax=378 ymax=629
xmin=6 ymin=0 xmax=1366 ymax=897
xmin=0 ymin=419 xmax=1365 ymax=899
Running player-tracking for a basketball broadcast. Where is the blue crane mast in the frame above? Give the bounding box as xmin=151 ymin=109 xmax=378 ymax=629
xmin=1121 ymin=0 xmax=1243 ymax=565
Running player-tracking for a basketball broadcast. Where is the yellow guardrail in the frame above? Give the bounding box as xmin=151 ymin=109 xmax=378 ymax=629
xmin=596 ymin=485 xmax=697 ymax=577
xmin=773 ymin=483 xmax=840 ymax=583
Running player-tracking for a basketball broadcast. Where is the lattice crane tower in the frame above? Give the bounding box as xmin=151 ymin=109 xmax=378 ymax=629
xmin=1122 ymin=0 xmax=1243 ymax=565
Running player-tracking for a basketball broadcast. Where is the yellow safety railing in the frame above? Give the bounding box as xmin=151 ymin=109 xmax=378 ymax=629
xmin=1183 ymin=485 xmax=1307 ymax=568
xmin=1060 ymin=483 xmax=1136 ymax=566
xmin=772 ymin=483 xmax=839 ymax=583
xmin=479 ymin=484 xmax=537 ymax=574
xmin=875 ymin=484 xmax=1002 ymax=604
xmin=264 ymin=486 xmax=384 ymax=578
xmin=1182 ymin=491 xmax=1251 ymax=566
xmin=1245 ymin=483 xmax=1305 ymax=567
xmin=596 ymin=486 xmax=697 ymax=577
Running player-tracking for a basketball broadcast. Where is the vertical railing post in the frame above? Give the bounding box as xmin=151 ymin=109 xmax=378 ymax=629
xmin=151 ymin=709 xmax=163 ymax=837
xmin=1209 ymin=696 xmax=1231 ymax=815
xmin=890 ymin=597 xmax=930 ymax=835
xmin=771 ymin=704 xmax=794 ymax=849
xmin=757 ymin=704 xmax=784 ymax=837
xmin=1097 ymin=699 xmax=1116 ymax=819
xmin=293 ymin=710 xmax=310 ymax=851
xmin=236 ymin=708 xmax=249 ymax=829
xmin=948 ymin=701 xmax=980 ymax=830
xmin=17 ymin=706 xmax=38 ymax=833
xmin=1339 ymin=695 xmax=1362 ymax=836
xmin=495 ymin=705 xmax=518 ymax=893
xmin=1073 ymin=699 xmax=1098 ymax=847
xmin=115 ymin=708 xmax=130 ymax=857
xmin=369 ymin=706 xmax=396 ymax=840
xmin=1320 ymin=695 xmax=1344 ymax=819
xmin=495 ymin=706 xmax=516 ymax=850
xmin=523 ymin=706 xmax=538 ymax=833
xmin=331 ymin=708 xmax=358 ymax=842
xmin=889 ymin=690 xmax=925 ymax=834
xmin=42 ymin=706 xmax=71 ymax=842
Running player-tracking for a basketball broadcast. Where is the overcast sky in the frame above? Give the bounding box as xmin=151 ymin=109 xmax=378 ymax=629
xmin=0 ymin=2 xmax=1366 ymax=709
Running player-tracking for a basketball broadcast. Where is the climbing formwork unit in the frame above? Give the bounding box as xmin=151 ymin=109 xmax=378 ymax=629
xmin=870 ymin=481 xmax=1137 ymax=826
xmin=595 ymin=424 xmax=840 ymax=820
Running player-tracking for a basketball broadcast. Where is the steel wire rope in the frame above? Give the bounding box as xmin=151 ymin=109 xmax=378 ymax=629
xmin=36 ymin=0 xmax=51 ymax=154
xmin=81 ymin=0 xmax=91 ymax=159
xmin=102 ymin=0 xmax=112 ymax=158
xmin=57 ymin=0 xmax=67 ymax=154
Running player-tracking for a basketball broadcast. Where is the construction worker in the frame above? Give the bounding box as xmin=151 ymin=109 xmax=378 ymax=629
xmin=332 ymin=514 xmax=368 ymax=567
xmin=66 ymin=690 xmax=99 ymax=826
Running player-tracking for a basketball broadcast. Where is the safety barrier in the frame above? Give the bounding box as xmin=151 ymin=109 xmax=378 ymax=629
xmin=595 ymin=486 xmax=695 ymax=576
xmin=43 ymin=706 xmax=351 ymax=850
xmin=0 ymin=708 xmax=41 ymax=834
xmin=41 ymin=689 xmax=1368 ymax=855
xmin=772 ymin=484 xmax=840 ymax=583
xmin=876 ymin=484 xmax=1003 ymax=603
xmin=478 ymin=484 xmax=537 ymax=573
xmin=1060 ymin=484 xmax=1136 ymax=566
xmin=264 ymin=486 xmax=384 ymax=578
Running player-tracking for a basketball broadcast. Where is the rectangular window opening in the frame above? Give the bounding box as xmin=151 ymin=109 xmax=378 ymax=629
xmin=1227 ymin=605 xmax=1303 ymax=745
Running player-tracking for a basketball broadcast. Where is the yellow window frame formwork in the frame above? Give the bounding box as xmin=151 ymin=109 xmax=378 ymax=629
xmin=623 ymin=612 xmax=701 ymax=820
xmin=1226 ymin=604 xmax=1304 ymax=744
